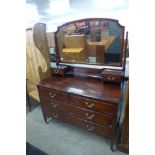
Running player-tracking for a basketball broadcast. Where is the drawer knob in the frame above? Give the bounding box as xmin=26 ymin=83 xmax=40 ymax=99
xmin=49 ymin=92 xmax=56 ymax=98
xmin=54 ymin=69 xmax=59 ymax=74
xmin=86 ymin=125 xmax=94 ymax=131
xmin=85 ymin=101 xmax=94 ymax=108
xmin=86 ymin=112 xmax=94 ymax=120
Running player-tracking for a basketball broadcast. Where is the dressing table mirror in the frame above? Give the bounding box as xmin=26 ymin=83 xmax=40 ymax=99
xmin=52 ymin=18 xmax=127 ymax=83
xmin=55 ymin=18 xmax=125 ymax=67
xmin=34 ymin=19 xmax=128 ymax=151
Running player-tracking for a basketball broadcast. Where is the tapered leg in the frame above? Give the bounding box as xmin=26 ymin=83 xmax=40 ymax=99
xmin=40 ymin=105 xmax=48 ymax=123
xmin=40 ymin=103 xmax=52 ymax=123
xmin=43 ymin=113 xmax=48 ymax=123
xmin=111 ymin=138 xmax=115 ymax=152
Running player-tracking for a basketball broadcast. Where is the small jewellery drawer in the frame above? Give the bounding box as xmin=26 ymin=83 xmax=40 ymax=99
xmin=40 ymin=98 xmax=113 ymax=126
xmin=51 ymin=66 xmax=69 ymax=77
xmin=102 ymin=75 xmax=122 ymax=83
xmin=70 ymin=95 xmax=113 ymax=114
xmin=48 ymin=110 xmax=112 ymax=138
xmin=38 ymin=87 xmax=69 ymax=103
xmin=101 ymin=70 xmax=123 ymax=83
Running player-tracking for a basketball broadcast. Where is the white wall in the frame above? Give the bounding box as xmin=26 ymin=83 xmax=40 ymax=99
xmin=26 ymin=0 xmax=129 ymax=32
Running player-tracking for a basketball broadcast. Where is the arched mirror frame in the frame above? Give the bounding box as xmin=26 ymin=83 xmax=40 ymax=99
xmin=54 ymin=18 xmax=125 ymax=68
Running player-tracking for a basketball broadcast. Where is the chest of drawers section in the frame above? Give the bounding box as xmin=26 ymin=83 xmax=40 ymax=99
xmin=38 ymin=86 xmax=119 ymax=151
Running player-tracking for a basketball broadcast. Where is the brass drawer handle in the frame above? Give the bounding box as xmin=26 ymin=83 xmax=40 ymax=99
xmin=85 ymin=112 xmax=94 ymax=120
xmin=53 ymin=103 xmax=58 ymax=108
xmin=53 ymin=114 xmax=59 ymax=119
xmin=52 ymin=113 xmax=59 ymax=119
xmin=50 ymin=103 xmax=58 ymax=109
xmin=107 ymin=76 xmax=115 ymax=80
xmin=49 ymin=92 xmax=56 ymax=98
xmin=52 ymin=112 xmax=56 ymax=116
xmin=86 ymin=125 xmax=94 ymax=131
xmin=85 ymin=101 xmax=94 ymax=108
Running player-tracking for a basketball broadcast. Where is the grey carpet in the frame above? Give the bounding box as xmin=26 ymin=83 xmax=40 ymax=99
xmin=26 ymin=106 xmax=128 ymax=155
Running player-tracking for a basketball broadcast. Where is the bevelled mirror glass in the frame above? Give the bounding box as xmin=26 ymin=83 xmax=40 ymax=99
xmin=55 ymin=18 xmax=125 ymax=66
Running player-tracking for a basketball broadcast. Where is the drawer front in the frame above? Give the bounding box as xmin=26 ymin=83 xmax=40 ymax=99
xmin=102 ymin=75 xmax=122 ymax=83
xmin=70 ymin=95 xmax=113 ymax=114
xmin=41 ymin=98 xmax=113 ymax=127
xmin=47 ymin=110 xmax=112 ymax=138
xmin=38 ymin=87 xmax=69 ymax=103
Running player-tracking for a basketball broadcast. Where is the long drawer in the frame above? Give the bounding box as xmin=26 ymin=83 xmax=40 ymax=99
xmin=38 ymin=87 xmax=69 ymax=104
xmin=40 ymin=97 xmax=113 ymax=127
xmin=47 ymin=109 xmax=112 ymax=138
xmin=70 ymin=95 xmax=113 ymax=114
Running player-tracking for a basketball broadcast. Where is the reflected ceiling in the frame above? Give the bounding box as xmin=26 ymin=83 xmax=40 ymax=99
xmin=26 ymin=0 xmax=129 ymax=31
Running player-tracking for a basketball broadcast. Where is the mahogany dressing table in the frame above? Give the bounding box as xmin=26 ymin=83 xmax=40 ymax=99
xmin=35 ymin=18 xmax=128 ymax=151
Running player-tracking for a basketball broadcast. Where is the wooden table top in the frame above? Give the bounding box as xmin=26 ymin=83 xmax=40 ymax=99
xmin=38 ymin=76 xmax=122 ymax=104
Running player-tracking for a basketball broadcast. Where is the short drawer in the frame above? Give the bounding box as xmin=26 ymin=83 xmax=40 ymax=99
xmin=70 ymin=95 xmax=113 ymax=114
xmin=102 ymin=74 xmax=122 ymax=83
xmin=101 ymin=70 xmax=123 ymax=83
xmin=38 ymin=87 xmax=69 ymax=103
xmin=47 ymin=110 xmax=112 ymax=138
xmin=41 ymin=98 xmax=113 ymax=127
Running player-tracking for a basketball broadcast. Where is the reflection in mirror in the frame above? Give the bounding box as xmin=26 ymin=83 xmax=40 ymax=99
xmin=55 ymin=18 xmax=125 ymax=66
